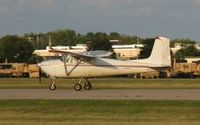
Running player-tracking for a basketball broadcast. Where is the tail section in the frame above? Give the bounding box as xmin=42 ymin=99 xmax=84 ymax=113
xmin=133 ymin=37 xmax=171 ymax=67
xmin=147 ymin=37 xmax=171 ymax=67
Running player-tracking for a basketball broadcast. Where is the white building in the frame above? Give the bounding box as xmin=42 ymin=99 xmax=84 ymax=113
xmin=112 ymin=44 xmax=144 ymax=59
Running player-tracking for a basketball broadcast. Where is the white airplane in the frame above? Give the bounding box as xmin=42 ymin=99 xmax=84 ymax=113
xmin=38 ymin=37 xmax=171 ymax=91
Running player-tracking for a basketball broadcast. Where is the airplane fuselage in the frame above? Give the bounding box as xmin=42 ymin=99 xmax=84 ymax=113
xmin=39 ymin=58 xmax=159 ymax=78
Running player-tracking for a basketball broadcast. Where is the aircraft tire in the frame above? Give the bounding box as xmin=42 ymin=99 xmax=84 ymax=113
xmin=49 ymin=84 xmax=56 ymax=91
xmin=74 ymin=83 xmax=82 ymax=91
xmin=84 ymin=82 xmax=92 ymax=90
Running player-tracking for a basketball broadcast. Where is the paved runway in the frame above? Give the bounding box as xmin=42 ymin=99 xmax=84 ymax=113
xmin=0 ymin=89 xmax=200 ymax=100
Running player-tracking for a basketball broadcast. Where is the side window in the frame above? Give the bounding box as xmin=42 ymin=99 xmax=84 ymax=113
xmin=72 ymin=57 xmax=77 ymax=63
xmin=68 ymin=56 xmax=77 ymax=64
xmin=61 ymin=55 xmax=78 ymax=64
xmin=69 ymin=57 xmax=73 ymax=63
xmin=66 ymin=56 xmax=70 ymax=63
xmin=60 ymin=55 xmax=71 ymax=63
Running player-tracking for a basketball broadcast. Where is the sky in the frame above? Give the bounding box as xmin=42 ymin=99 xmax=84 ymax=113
xmin=0 ymin=0 xmax=200 ymax=41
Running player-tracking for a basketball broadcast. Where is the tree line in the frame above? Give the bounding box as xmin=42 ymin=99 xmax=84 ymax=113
xmin=0 ymin=28 xmax=199 ymax=63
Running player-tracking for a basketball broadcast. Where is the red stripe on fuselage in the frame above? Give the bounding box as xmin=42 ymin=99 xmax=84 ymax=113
xmin=49 ymin=64 xmax=150 ymax=68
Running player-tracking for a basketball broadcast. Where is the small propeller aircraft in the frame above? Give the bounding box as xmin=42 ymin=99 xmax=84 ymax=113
xmin=38 ymin=37 xmax=171 ymax=91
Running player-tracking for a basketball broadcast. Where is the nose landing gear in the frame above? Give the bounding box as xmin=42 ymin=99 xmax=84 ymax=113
xmin=49 ymin=78 xmax=57 ymax=91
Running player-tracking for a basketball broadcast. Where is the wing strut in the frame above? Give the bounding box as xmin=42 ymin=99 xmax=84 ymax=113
xmin=62 ymin=55 xmax=82 ymax=77
xmin=62 ymin=55 xmax=69 ymax=77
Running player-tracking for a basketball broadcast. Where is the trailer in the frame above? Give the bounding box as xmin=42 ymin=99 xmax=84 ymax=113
xmin=0 ymin=63 xmax=39 ymax=78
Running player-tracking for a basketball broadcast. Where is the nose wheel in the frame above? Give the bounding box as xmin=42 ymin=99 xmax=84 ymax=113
xmin=49 ymin=83 xmax=56 ymax=90
xmin=49 ymin=78 xmax=57 ymax=91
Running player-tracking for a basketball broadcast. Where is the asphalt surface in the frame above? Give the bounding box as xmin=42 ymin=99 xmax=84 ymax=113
xmin=0 ymin=89 xmax=200 ymax=100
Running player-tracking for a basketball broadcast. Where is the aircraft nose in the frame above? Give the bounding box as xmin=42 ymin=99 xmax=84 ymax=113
xmin=37 ymin=62 xmax=43 ymax=67
xmin=37 ymin=63 xmax=42 ymax=67
xmin=37 ymin=61 xmax=47 ymax=67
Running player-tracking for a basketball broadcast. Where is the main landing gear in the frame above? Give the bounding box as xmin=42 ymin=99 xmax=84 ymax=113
xmin=49 ymin=78 xmax=92 ymax=91
xmin=74 ymin=78 xmax=92 ymax=91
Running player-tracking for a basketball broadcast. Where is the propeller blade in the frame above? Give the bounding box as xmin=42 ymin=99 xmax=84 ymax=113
xmin=39 ymin=67 xmax=42 ymax=83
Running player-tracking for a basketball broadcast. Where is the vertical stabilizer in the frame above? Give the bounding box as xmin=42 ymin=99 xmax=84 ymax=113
xmin=146 ymin=37 xmax=171 ymax=67
xmin=133 ymin=37 xmax=171 ymax=67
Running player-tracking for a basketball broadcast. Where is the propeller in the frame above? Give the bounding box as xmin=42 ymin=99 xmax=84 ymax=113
xmin=38 ymin=66 xmax=42 ymax=83
xmin=37 ymin=35 xmax=52 ymax=83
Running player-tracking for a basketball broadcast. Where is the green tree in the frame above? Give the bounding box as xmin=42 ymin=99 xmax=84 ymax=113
xmin=24 ymin=33 xmax=49 ymax=49
xmin=48 ymin=29 xmax=77 ymax=46
xmin=170 ymin=38 xmax=196 ymax=47
xmin=0 ymin=35 xmax=34 ymax=63
xmin=76 ymin=33 xmax=87 ymax=44
xmin=139 ymin=38 xmax=155 ymax=59
xmin=92 ymin=32 xmax=112 ymax=51
xmin=86 ymin=32 xmax=95 ymax=41
xmin=26 ymin=54 xmax=43 ymax=64
xmin=121 ymin=35 xmax=140 ymax=44
xmin=175 ymin=45 xmax=200 ymax=61
xmin=108 ymin=32 xmax=121 ymax=40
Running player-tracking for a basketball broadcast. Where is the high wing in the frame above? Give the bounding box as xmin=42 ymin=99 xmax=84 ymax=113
xmin=49 ymin=49 xmax=112 ymax=60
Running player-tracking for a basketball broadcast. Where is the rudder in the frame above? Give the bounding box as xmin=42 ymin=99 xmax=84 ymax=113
xmin=146 ymin=37 xmax=171 ymax=67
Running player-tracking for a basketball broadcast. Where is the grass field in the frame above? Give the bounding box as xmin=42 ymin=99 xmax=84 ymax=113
xmin=0 ymin=78 xmax=200 ymax=89
xmin=0 ymin=100 xmax=200 ymax=125
xmin=1 ymin=79 xmax=200 ymax=125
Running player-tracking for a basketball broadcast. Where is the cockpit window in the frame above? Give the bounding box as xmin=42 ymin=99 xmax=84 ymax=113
xmin=61 ymin=55 xmax=77 ymax=64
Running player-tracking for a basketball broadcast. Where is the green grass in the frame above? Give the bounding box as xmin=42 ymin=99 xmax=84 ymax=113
xmin=0 ymin=100 xmax=200 ymax=125
xmin=0 ymin=78 xmax=200 ymax=89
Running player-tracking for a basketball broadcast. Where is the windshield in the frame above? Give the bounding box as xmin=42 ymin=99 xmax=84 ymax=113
xmin=61 ymin=55 xmax=77 ymax=64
